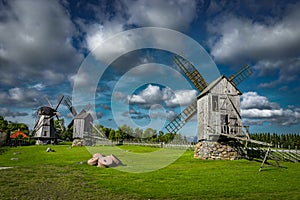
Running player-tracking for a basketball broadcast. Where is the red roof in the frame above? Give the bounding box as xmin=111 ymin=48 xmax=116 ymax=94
xmin=10 ymin=129 xmax=29 ymax=139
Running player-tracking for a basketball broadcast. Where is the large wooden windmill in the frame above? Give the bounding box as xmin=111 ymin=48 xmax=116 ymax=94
xmin=164 ymin=55 xmax=267 ymax=159
xmin=165 ymin=55 xmax=252 ymax=140
xmin=33 ymin=96 xmax=64 ymax=144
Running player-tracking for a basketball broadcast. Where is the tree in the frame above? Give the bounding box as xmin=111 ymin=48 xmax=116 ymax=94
xmin=6 ymin=122 xmax=29 ymax=135
xmin=0 ymin=116 xmax=8 ymax=145
xmin=65 ymin=126 xmax=73 ymax=141
xmin=54 ymin=119 xmax=66 ymax=139
xmin=108 ymin=129 xmax=115 ymax=141
xmin=158 ymin=131 xmax=164 ymax=142
xmin=0 ymin=116 xmax=8 ymax=131
xmin=143 ymin=128 xmax=156 ymax=141
xmin=134 ymin=128 xmax=143 ymax=141
xmin=164 ymin=132 xmax=175 ymax=143
xmin=120 ymin=124 xmax=134 ymax=140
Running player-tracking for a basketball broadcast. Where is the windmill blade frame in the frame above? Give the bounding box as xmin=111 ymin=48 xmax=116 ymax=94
xmin=165 ymin=100 xmax=197 ymax=133
xmin=164 ymin=56 xmax=209 ymax=133
xmin=63 ymin=96 xmax=78 ymax=117
xmin=45 ymin=96 xmax=54 ymax=108
xmin=228 ymin=64 xmax=253 ymax=86
xmin=173 ymin=55 xmax=208 ymax=92
xmin=55 ymin=95 xmax=65 ymax=111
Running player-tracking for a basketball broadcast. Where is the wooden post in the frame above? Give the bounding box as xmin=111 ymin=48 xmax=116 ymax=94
xmin=289 ymin=145 xmax=291 ymax=160
xmin=259 ymin=147 xmax=270 ymax=172
xmin=281 ymin=144 xmax=284 ymax=161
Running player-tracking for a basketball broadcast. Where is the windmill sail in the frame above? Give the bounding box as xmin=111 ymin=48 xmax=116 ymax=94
xmin=63 ymin=96 xmax=78 ymax=117
xmin=165 ymin=56 xmax=210 ymax=133
xmin=165 ymin=100 xmax=197 ymax=133
xmin=174 ymin=55 xmax=208 ymax=91
xmin=228 ymin=64 xmax=253 ymax=86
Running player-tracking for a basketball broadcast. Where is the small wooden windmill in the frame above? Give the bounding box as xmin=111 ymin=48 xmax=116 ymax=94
xmin=165 ymin=55 xmax=269 ymax=160
xmin=33 ymin=96 xmax=64 ymax=144
xmin=63 ymin=96 xmax=93 ymax=139
xmin=63 ymin=97 xmax=107 ymax=145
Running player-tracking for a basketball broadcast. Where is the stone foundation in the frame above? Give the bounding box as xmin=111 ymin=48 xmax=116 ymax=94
xmin=72 ymin=138 xmax=93 ymax=146
xmin=194 ymin=141 xmax=244 ymax=160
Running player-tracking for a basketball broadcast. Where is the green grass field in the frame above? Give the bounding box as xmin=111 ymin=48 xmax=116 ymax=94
xmin=0 ymin=145 xmax=299 ymax=200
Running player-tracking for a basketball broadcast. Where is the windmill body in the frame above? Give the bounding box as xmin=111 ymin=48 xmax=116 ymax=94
xmin=34 ymin=107 xmax=57 ymax=143
xmin=73 ymin=110 xmax=93 ymax=139
xmin=197 ymin=76 xmax=242 ymax=141
xmin=63 ymin=97 xmax=95 ymax=141
xmin=32 ymin=96 xmax=64 ymax=145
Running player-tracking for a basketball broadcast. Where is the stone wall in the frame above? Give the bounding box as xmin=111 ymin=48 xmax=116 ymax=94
xmin=194 ymin=141 xmax=244 ymax=160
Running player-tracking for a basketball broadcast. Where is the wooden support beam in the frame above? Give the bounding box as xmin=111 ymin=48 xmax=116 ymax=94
xmin=219 ymin=133 xmax=273 ymax=146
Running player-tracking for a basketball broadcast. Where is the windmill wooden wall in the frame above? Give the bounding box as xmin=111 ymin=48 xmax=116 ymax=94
xmin=34 ymin=115 xmax=56 ymax=139
xmin=73 ymin=111 xmax=93 ymax=139
xmin=197 ymin=76 xmax=242 ymax=141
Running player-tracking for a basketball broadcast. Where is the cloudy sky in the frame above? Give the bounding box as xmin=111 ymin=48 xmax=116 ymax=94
xmin=0 ymin=0 xmax=300 ymax=137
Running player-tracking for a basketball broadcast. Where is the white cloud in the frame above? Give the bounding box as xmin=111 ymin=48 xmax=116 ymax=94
xmin=125 ymin=0 xmax=197 ymax=31
xmin=241 ymin=92 xmax=279 ymax=110
xmin=128 ymin=84 xmax=163 ymax=105
xmin=112 ymin=91 xmax=126 ymax=100
xmin=127 ymin=84 xmax=197 ymax=108
xmin=82 ymin=0 xmax=200 ymax=65
xmin=208 ymin=4 xmax=300 ymax=63
xmin=165 ymin=89 xmax=197 ymax=107
xmin=149 ymin=110 xmax=177 ymax=121
xmin=241 ymin=92 xmax=300 ymax=126
xmin=207 ymin=3 xmax=300 ymax=90
xmin=85 ymin=21 xmax=125 ymax=53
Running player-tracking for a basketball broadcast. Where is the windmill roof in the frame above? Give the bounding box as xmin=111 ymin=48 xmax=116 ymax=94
xmin=197 ymin=75 xmax=241 ymax=99
xmin=75 ymin=110 xmax=92 ymax=119
xmin=10 ymin=129 xmax=28 ymax=139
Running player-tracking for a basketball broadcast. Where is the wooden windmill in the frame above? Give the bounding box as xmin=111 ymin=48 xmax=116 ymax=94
xmin=165 ymin=55 xmax=252 ymax=139
xmin=165 ymin=55 xmax=269 ymax=159
xmin=63 ymin=97 xmax=107 ymax=146
xmin=33 ymin=95 xmax=64 ymax=144
xmin=63 ymin=96 xmax=93 ymax=139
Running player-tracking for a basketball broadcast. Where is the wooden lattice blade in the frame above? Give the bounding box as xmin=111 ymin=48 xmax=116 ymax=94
xmin=165 ymin=100 xmax=197 ymax=133
xmin=228 ymin=64 xmax=253 ymax=86
xmin=174 ymin=55 xmax=208 ymax=92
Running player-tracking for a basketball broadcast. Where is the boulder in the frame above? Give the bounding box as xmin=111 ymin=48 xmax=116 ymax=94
xmin=87 ymin=157 xmax=99 ymax=166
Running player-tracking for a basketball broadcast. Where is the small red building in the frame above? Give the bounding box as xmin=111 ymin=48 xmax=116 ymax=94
xmin=10 ymin=129 xmax=29 ymax=139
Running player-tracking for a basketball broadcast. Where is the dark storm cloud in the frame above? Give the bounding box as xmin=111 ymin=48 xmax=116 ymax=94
xmin=0 ymin=87 xmax=42 ymax=108
xmin=0 ymin=107 xmax=28 ymax=118
xmin=207 ymin=1 xmax=300 ymax=91
xmin=0 ymin=0 xmax=83 ymax=87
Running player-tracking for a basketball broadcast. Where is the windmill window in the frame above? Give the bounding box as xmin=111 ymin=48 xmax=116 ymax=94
xmin=212 ymin=95 xmax=219 ymax=112
xmin=44 ymin=131 xmax=47 ymax=136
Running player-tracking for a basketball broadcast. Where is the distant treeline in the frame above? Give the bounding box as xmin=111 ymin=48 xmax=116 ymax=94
xmin=97 ymin=124 xmax=188 ymax=144
xmin=249 ymin=133 xmax=300 ymax=149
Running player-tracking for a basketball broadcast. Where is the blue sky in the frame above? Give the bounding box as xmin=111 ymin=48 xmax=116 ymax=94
xmin=0 ymin=0 xmax=300 ymax=137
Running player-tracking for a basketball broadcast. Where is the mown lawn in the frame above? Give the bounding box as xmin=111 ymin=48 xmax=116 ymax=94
xmin=0 ymin=145 xmax=299 ymax=200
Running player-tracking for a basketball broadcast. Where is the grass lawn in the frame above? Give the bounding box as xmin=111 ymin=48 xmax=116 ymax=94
xmin=0 ymin=145 xmax=299 ymax=200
